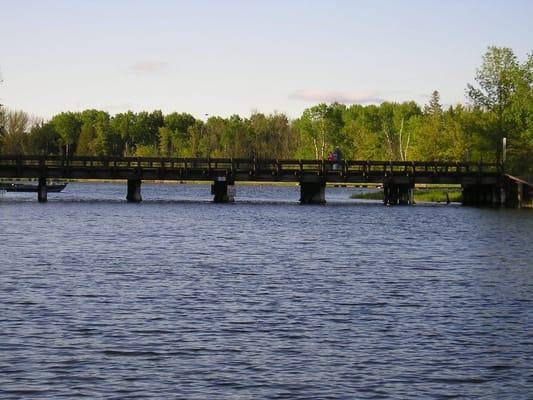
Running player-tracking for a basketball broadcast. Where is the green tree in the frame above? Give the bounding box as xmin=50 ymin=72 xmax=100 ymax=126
xmin=467 ymin=46 xmax=520 ymax=162
xmin=111 ymin=111 xmax=136 ymax=155
xmin=164 ymin=112 xmax=196 ymax=134
xmin=378 ymin=102 xmax=421 ymax=161
xmin=205 ymin=116 xmax=227 ymax=157
xmin=248 ymin=112 xmax=294 ymax=159
xmin=505 ymin=53 xmax=533 ymax=175
xmin=295 ymin=103 xmax=345 ymax=159
xmin=343 ymin=118 xmax=380 ymax=160
xmin=134 ymin=144 xmax=158 ymax=157
xmin=221 ymin=115 xmax=253 ymax=158
xmin=133 ymin=110 xmax=164 ymax=148
xmin=341 ymin=105 xmax=379 ymax=160
xmin=416 ymin=92 xmax=445 ymax=160
xmin=76 ymin=123 xmax=95 ymax=156
xmin=73 ymin=110 xmax=122 ymax=156
xmin=51 ymin=112 xmax=82 ymax=156
xmin=92 ymin=112 xmax=121 ymax=155
xmin=158 ymin=127 xmax=173 ymax=156
xmin=186 ymin=120 xmax=205 ymax=157
xmin=26 ymin=121 xmax=60 ymax=155
xmin=424 ymin=90 xmax=443 ymax=116
xmin=158 ymin=112 xmax=197 ymax=157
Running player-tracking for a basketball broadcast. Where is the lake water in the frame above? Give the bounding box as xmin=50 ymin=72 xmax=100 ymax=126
xmin=1 ymin=183 xmax=532 ymax=399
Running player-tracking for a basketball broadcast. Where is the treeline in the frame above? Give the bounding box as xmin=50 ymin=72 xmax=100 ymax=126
xmin=0 ymin=46 xmax=531 ymax=175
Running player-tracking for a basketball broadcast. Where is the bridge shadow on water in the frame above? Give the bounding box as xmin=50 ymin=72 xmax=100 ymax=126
xmin=1 ymin=196 xmax=469 ymax=209
xmin=1 ymin=181 xmax=522 ymax=210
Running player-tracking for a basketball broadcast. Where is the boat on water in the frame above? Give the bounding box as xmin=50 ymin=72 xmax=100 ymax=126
xmin=0 ymin=182 xmax=68 ymax=192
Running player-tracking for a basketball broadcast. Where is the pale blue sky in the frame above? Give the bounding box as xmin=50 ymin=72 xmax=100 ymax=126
xmin=0 ymin=0 xmax=531 ymax=119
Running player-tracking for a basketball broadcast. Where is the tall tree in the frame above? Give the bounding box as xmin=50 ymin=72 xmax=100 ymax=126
xmin=77 ymin=110 xmax=119 ymax=155
xmin=51 ymin=112 xmax=82 ymax=156
xmin=205 ymin=116 xmax=227 ymax=157
xmin=158 ymin=127 xmax=173 ymax=156
xmin=504 ymin=53 xmax=533 ymax=175
xmin=222 ymin=115 xmax=253 ymax=158
xmin=76 ymin=122 xmax=96 ymax=155
xmin=424 ymin=90 xmax=443 ymax=116
xmin=2 ymin=110 xmax=30 ymax=154
xmin=186 ymin=120 xmax=205 ymax=157
xmin=295 ymin=104 xmax=344 ymax=160
xmin=159 ymin=112 xmax=197 ymax=157
xmin=27 ymin=121 xmax=60 ymax=155
xmin=467 ymin=46 xmax=520 ymax=162
xmin=111 ymin=111 xmax=136 ymax=155
xmin=164 ymin=112 xmax=196 ymax=134
xmin=378 ymin=102 xmax=421 ymax=161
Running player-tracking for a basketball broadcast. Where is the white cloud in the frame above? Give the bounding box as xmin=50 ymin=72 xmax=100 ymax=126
xmin=289 ymin=89 xmax=384 ymax=104
xmin=129 ymin=62 xmax=168 ymax=73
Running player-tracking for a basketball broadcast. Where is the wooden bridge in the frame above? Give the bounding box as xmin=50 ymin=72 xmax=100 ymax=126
xmin=0 ymin=155 xmax=531 ymax=207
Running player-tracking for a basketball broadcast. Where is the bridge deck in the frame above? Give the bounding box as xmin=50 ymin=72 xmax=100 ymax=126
xmin=0 ymin=156 xmax=502 ymax=185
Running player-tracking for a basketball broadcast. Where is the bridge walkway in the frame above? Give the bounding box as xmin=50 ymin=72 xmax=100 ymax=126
xmin=0 ymin=155 xmax=529 ymax=207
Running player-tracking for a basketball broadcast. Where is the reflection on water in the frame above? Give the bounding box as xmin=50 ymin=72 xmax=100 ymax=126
xmin=1 ymin=183 xmax=532 ymax=398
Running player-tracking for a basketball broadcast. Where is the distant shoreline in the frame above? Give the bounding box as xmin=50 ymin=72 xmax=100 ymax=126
xmin=0 ymin=177 xmax=384 ymax=188
xmin=351 ymin=189 xmax=462 ymax=203
xmin=0 ymin=177 xmax=461 ymax=193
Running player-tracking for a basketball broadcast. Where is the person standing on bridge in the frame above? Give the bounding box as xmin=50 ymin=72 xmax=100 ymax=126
xmin=333 ymin=147 xmax=342 ymax=170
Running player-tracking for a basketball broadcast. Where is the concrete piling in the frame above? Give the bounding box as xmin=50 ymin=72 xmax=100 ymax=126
xmin=126 ymin=178 xmax=142 ymax=202
xmin=37 ymin=177 xmax=47 ymax=203
xmin=300 ymin=181 xmax=326 ymax=205
xmin=211 ymin=177 xmax=235 ymax=203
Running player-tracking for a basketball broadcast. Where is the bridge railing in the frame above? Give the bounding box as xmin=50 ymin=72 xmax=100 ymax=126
xmin=0 ymin=155 xmax=503 ymax=175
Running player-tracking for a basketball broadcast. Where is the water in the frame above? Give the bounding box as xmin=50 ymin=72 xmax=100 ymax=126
xmin=1 ymin=183 xmax=532 ymax=399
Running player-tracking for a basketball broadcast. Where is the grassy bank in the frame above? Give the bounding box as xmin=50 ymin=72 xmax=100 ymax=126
xmin=351 ymin=189 xmax=462 ymax=203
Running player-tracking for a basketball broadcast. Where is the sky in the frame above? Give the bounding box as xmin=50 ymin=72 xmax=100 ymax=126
xmin=0 ymin=0 xmax=531 ymax=120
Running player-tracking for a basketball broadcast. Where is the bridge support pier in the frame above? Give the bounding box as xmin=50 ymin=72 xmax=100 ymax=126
xmin=517 ymin=182 xmax=533 ymax=208
xmin=384 ymin=183 xmax=414 ymax=205
xmin=126 ymin=178 xmax=142 ymax=202
xmin=37 ymin=177 xmax=47 ymax=203
xmin=212 ymin=177 xmax=235 ymax=203
xmin=461 ymin=184 xmax=502 ymax=207
xmin=300 ymin=181 xmax=326 ymax=204
xmin=501 ymin=177 xmax=533 ymax=208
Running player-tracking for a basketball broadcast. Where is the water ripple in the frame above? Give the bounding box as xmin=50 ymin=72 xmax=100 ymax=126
xmin=1 ymin=183 xmax=532 ymax=398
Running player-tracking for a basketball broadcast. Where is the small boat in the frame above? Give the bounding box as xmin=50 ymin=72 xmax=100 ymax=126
xmin=0 ymin=182 xmax=68 ymax=193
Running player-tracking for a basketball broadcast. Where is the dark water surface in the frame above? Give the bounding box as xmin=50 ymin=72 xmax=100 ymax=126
xmin=1 ymin=183 xmax=532 ymax=399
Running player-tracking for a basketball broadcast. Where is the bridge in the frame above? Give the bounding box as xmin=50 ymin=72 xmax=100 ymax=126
xmin=0 ymin=155 xmax=531 ymax=207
